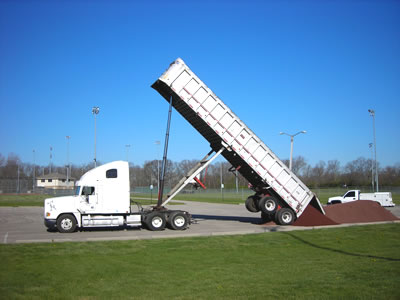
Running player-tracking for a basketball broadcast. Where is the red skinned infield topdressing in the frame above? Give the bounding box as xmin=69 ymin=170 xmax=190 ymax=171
xmin=261 ymin=200 xmax=398 ymax=227
xmin=293 ymin=200 xmax=398 ymax=226
xmin=292 ymin=205 xmax=338 ymax=226
xmin=324 ymin=200 xmax=398 ymax=224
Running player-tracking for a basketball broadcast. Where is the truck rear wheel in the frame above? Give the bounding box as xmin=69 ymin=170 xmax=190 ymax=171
xmin=168 ymin=211 xmax=189 ymax=230
xmin=57 ymin=214 xmax=77 ymax=233
xmin=259 ymin=196 xmax=278 ymax=215
xmin=145 ymin=212 xmax=166 ymax=231
xmin=245 ymin=195 xmax=260 ymax=213
xmin=275 ymin=208 xmax=295 ymax=225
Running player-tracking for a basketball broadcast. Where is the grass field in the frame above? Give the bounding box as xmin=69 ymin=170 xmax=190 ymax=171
xmin=0 ymin=194 xmax=49 ymax=206
xmin=0 ymin=223 xmax=399 ymax=299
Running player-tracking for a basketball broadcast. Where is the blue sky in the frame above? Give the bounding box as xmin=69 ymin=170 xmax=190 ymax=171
xmin=0 ymin=0 xmax=399 ymax=168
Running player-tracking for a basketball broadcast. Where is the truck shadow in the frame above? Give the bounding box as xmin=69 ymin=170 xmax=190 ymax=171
xmin=283 ymin=232 xmax=400 ymax=262
xmin=46 ymin=225 xmax=142 ymax=233
xmin=191 ymin=214 xmax=262 ymax=224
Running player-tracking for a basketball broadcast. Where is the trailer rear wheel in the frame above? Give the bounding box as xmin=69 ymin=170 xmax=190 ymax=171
xmin=259 ymin=196 xmax=278 ymax=215
xmin=57 ymin=214 xmax=77 ymax=233
xmin=245 ymin=196 xmax=260 ymax=213
xmin=146 ymin=212 xmax=166 ymax=231
xmin=275 ymin=208 xmax=295 ymax=225
xmin=168 ymin=211 xmax=189 ymax=230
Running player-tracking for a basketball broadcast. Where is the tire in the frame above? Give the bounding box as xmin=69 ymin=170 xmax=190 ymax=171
xmin=57 ymin=214 xmax=77 ymax=233
xmin=275 ymin=208 xmax=296 ymax=225
xmin=329 ymin=200 xmax=341 ymax=205
xmin=168 ymin=211 xmax=189 ymax=230
xmin=261 ymin=211 xmax=273 ymax=223
xmin=245 ymin=195 xmax=260 ymax=213
xmin=259 ymin=196 xmax=278 ymax=215
xmin=145 ymin=212 xmax=166 ymax=231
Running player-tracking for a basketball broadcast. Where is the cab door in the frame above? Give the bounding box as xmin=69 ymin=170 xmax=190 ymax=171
xmin=79 ymin=186 xmax=97 ymax=212
xmin=343 ymin=191 xmax=356 ymax=203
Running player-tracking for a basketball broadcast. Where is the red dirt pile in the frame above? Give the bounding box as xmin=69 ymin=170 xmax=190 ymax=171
xmin=293 ymin=204 xmax=338 ymax=226
xmin=324 ymin=200 xmax=398 ymax=224
xmin=292 ymin=200 xmax=398 ymax=227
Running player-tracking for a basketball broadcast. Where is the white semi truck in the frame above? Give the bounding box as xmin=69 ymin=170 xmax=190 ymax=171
xmin=44 ymin=161 xmax=190 ymax=233
xmin=328 ymin=190 xmax=395 ymax=207
xmin=45 ymin=58 xmax=325 ymax=232
xmin=151 ymin=58 xmax=325 ymax=225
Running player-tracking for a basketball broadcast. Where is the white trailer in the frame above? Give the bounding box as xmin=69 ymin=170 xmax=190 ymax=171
xmin=152 ymin=58 xmax=325 ymax=225
xmin=44 ymin=161 xmax=190 ymax=232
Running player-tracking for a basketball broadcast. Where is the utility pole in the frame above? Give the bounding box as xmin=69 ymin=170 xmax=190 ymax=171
xmin=235 ymin=169 xmax=239 ymax=194
xmin=92 ymin=106 xmax=100 ymax=168
xmin=17 ymin=163 xmax=20 ymax=193
xmin=155 ymin=141 xmax=160 ymax=192
xmin=369 ymin=143 xmax=374 ymax=192
xmin=220 ymin=162 xmax=224 ymax=201
xmin=66 ymin=136 xmax=71 ymax=187
xmin=32 ymin=150 xmax=36 ymax=192
xmin=279 ymin=131 xmax=306 ymax=171
xmin=49 ymin=146 xmax=53 ymax=174
xmin=368 ymin=109 xmax=378 ymax=192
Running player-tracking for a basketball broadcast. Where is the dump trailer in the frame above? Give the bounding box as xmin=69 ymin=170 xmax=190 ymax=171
xmin=152 ymin=58 xmax=325 ymax=225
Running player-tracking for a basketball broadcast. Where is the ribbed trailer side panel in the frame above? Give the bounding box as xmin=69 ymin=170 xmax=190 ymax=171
xmin=152 ymin=58 xmax=321 ymax=217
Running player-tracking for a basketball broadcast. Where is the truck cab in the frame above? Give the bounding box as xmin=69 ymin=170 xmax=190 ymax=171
xmin=44 ymin=161 xmax=136 ymax=232
xmin=328 ymin=190 xmax=360 ymax=204
xmin=44 ymin=161 xmax=190 ymax=233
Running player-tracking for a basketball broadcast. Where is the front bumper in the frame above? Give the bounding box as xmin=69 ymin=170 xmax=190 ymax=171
xmin=44 ymin=218 xmax=57 ymax=229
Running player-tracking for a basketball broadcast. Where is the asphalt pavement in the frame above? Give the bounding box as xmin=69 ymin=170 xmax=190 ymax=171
xmin=1 ymin=201 xmax=399 ymax=244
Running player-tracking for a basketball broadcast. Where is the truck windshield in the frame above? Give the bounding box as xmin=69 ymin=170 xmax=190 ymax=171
xmin=75 ymin=186 xmax=81 ymax=196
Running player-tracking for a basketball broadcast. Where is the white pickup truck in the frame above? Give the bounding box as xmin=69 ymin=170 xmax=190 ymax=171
xmin=328 ymin=190 xmax=395 ymax=207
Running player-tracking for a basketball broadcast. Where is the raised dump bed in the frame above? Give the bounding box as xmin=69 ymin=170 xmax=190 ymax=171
xmin=152 ymin=58 xmax=324 ymax=225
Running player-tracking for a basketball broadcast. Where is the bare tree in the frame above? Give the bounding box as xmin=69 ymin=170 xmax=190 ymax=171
xmin=325 ymin=160 xmax=341 ymax=186
xmin=344 ymin=157 xmax=372 ymax=186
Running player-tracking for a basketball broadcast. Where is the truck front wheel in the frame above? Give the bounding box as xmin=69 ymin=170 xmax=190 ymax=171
xmin=145 ymin=212 xmax=166 ymax=231
xmin=57 ymin=214 xmax=77 ymax=233
xmin=275 ymin=208 xmax=296 ymax=225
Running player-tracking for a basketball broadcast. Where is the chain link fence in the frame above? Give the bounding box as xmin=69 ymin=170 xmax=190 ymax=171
xmin=0 ymin=179 xmax=74 ymax=196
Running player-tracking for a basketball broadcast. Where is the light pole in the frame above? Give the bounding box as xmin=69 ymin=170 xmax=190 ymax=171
xmin=279 ymin=131 xmax=307 ymax=171
xmin=369 ymin=143 xmax=374 ymax=192
xmin=49 ymin=146 xmax=53 ymax=174
xmin=155 ymin=141 xmax=160 ymax=191
xmin=125 ymin=144 xmax=131 ymax=163
xmin=17 ymin=163 xmax=20 ymax=193
xmin=66 ymin=136 xmax=70 ymax=187
xmin=92 ymin=106 xmax=100 ymax=168
xmin=368 ymin=109 xmax=378 ymax=192
xmin=220 ymin=161 xmax=224 ymax=201
xmin=32 ymin=150 xmax=36 ymax=192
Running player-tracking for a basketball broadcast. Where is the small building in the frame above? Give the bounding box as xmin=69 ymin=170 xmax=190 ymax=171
xmin=36 ymin=173 xmax=75 ymax=189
